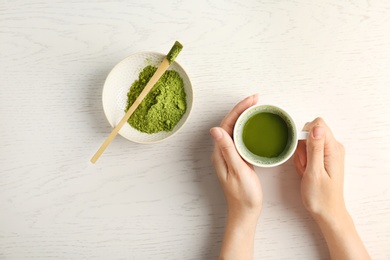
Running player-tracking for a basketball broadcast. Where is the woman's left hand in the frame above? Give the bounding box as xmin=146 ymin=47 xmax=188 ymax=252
xmin=210 ymin=94 xmax=263 ymax=221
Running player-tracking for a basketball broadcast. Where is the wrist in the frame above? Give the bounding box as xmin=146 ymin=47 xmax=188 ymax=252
xmin=219 ymin=209 xmax=259 ymax=260
xmin=314 ymin=207 xmax=352 ymax=233
xmin=226 ymin=210 xmax=259 ymax=234
xmin=313 ymin=208 xmax=371 ymax=260
xmin=227 ymin=207 xmax=260 ymax=225
xmin=309 ymin=201 xmax=348 ymax=226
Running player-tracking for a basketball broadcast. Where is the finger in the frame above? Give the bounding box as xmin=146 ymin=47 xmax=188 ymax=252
xmin=211 ymin=145 xmax=228 ymax=181
xmin=220 ymin=94 xmax=259 ymax=136
xmin=302 ymin=122 xmax=310 ymax=131
xmin=306 ymin=125 xmax=326 ymax=173
xmin=294 ymin=140 xmax=307 ymax=176
xmin=293 ymin=153 xmax=304 ymax=177
xmin=303 ymin=117 xmax=337 ymax=150
xmin=210 ymin=127 xmax=246 ymax=172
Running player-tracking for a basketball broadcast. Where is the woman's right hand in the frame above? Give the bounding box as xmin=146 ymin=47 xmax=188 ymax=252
xmin=294 ymin=117 xmax=371 ymax=260
xmin=293 ymin=117 xmax=346 ymax=222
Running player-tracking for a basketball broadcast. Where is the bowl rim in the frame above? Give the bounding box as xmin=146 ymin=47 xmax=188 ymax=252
xmin=101 ymin=51 xmax=193 ymax=144
xmin=102 ymin=51 xmax=194 ymax=144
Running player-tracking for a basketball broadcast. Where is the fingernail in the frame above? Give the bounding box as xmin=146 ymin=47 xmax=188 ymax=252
xmin=210 ymin=127 xmax=223 ymax=140
xmin=312 ymin=126 xmax=325 ymax=139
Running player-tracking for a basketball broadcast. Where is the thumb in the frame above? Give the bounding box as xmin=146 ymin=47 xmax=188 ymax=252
xmin=210 ymin=127 xmax=245 ymax=172
xmin=306 ymin=126 xmax=326 ymax=173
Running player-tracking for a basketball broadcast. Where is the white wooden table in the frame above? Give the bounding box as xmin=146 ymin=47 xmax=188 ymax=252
xmin=1 ymin=1 xmax=389 ymax=259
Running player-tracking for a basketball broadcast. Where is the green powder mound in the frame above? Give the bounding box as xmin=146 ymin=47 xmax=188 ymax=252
xmin=125 ymin=65 xmax=187 ymax=134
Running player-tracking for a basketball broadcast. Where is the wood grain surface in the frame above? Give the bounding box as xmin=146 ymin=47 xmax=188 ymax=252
xmin=1 ymin=0 xmax=389 ymax=259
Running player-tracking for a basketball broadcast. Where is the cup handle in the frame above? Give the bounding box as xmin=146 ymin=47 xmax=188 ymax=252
xmin=298 ymin=131 xmax=309 ymax=140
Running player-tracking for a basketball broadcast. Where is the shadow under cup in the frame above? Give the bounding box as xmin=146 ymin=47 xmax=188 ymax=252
xmin=233 ymin=105 xmax=299 ymax=167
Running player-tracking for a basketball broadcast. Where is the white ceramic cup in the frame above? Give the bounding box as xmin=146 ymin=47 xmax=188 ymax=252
xmin=233 ymin=104 xmax=308 ymax=167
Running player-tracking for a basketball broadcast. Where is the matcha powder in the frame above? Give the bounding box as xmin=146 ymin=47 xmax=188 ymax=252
xmin=125 ymin=65 xmax=187 ymax=134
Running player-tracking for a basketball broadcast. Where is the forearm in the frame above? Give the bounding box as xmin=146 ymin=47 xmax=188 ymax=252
xmin=219 ymin=213 xmax=258 ymax=260
xmin=316 ymin=211 xmax=370 ymax=260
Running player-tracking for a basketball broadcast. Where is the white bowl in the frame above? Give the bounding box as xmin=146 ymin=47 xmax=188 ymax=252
xmin=102 ymin=52 xmax=193 ymax=144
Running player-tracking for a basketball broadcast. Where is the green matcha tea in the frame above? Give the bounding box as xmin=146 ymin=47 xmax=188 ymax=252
xmin=242 ymin=112 xmax=289 ymax=158
xmin=125 ymin=65 xmax=186 ymax=134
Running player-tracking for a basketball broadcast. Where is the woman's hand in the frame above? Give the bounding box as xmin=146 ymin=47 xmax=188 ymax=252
xmin=294 ymin=117 xmax=346 ymax=222
xmin=294 ymin=117 xmax=371 ymax=260
xmin=211 ymin=94 xmax=262 ymax=221
xmin=211 ymin=94 xmax=262 ymax=260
